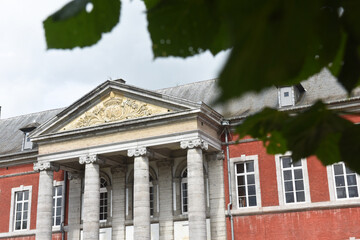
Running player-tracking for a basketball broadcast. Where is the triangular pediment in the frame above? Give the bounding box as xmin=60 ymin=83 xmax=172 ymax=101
xmin=31 ymin=80 xmax=200 ymax=138
xmin=61 ymin=91 xmax=171 ymax=131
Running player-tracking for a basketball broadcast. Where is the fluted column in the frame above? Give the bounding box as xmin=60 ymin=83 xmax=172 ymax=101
xmin=207 ymin=152 xmax=226 ymax=240
xmin=67 ymin=172 xmax=82 ymax=240
xmin=157 ymin=160 xmax=174 ymax=240
xmin=180 ymin=138 xmax=208 ymax=240
xmin=79 ymin=154 xmax=101 ymax=240
xmin=128 ymin=147 xmax=152 ymax=240
xmin=111 ymin=164 xmax=127 ymax=239
xmin=34 ymin=162 xmax=59 ymax=240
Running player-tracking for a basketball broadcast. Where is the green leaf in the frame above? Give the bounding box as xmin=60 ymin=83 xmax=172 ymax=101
xmin=144 ymin=0 xmax=231 ymax=58
xmin=44 ymin=0 xmax=121 ymax=49
xmin=339 ymin=124 xmax=360 ymax=173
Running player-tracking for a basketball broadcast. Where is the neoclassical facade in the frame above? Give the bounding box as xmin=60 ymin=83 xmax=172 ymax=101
xmin=1 ymin=72 xmax=360 ymax=240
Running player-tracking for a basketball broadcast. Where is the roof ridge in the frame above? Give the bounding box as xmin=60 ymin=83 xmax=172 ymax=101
xmin=156 ymin=78 xmax=218 ymax=91
xmin=0 ymin=107 xmax=65 ymax=121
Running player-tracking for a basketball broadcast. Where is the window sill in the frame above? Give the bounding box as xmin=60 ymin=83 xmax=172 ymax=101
xmin=0 ymin=229 xmax=36 ymax=238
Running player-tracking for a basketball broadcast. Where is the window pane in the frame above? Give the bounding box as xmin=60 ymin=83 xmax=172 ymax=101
xmin=24 ymin=202 xmax=28 ymax=211
xmin=56 ymin=217 xmax=61 ymax=226
xmin=236 ymin=164 xmax=244 ymax=174
xmin=16 ymin=203 xmax=22 ymax=211
xmin=285 ymin=192 xmax=294 ymax=203
xmin=283 ymin=170 xmax=292 ymax=181
xmin=246 ymin=161 xmax=254 ymax=172
xmin=295 ymin=180 xmax=304 ymax=191
xmin=57 ymin=187 xmax=62 ymax=196
xmin=16 ymin=212 xmax=21 ymax=221
xmin=296 ymin=191 xmax=305 ymax=202
xmin=294 ymin=169 xmax=303 ymax=180
xmin=24 ymin=191 xmax=29 ymax=200
xmin=237 ymin=176 xmax=245 ymax=186
xmin=333 ymin=164 xmax=343 ymax=175
xmin=15 ymin=221 xmax=21 ymax=230
xmin=57 ymin=207 xmax=62 ymax=215
xmin=347 ymin=175 xmax=357 ymax=186
xmin=336 ymin=187 xmax=346 ymax=198
xmin=282 ymin=157 xmax=292 ymax=168
xmin=293 ymin=160 xmax=302 ymax=167
xmin=238 ymin=186 xmax=246 ymax=196
xmin=57 ymin=198 xmax=62 ymax=206
xmin=248 ymin=185 xmax=255 ymax=195
xmin=348 ymin=187 xmax=359 ymax=198
xmin=17 ymin=192 xmax=23 ymax=201
xmin=346 ymin=167 xmax=355 ymax=174
xmin=335 ymin=176 xmax=345 ymax=187
xmin=23 ymin=211 xmax=28 ymax=220
xmin=284 ymin=181 xmax=293 ymax=192
xmin=247 ymin=175 xmax=255 ymax=185
xmin=248 ymin=196 xmax=257 ymax=206
xmin=239 ymin=196 xmax=246 ymax=207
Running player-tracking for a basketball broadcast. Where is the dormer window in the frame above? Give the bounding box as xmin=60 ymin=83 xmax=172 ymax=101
xmin=278 ymin=84 xmax=305 ymax=108
xmin=19 ymin=122 xmax=39 ymax=151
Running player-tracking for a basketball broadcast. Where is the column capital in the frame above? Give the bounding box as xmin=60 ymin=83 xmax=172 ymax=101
xmin=156 ymin=159 xmax=173 ymax=168
xmin=33 ymin=161 xmax=59 ymax=172
xmin=180 ymin=138 xmax=208 ymax=150
xmin=127 ymin=147 xmax=153 ymax=158
xmin=79 ymin=154 xmax=103 ymax=164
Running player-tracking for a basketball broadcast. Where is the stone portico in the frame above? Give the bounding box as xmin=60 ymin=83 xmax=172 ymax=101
xmin=30 ymin=80 xmax=226 ymax=240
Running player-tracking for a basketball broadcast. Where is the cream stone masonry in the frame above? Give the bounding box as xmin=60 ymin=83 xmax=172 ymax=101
xmin=111 ymin=165 xmax=127 ymax=239
xmin=157 ymin=160 xmax=174 ymax=240
xmin=67 ymin=175 xmax=82 ymax=240
xmin=33 ymin=162 xmax=59 ymax=240
xmin=128 ymin=147 xmax=152 ymax=240
xmin=79 ymin=154 xmax=101 ymax=240
xmin=181 ymin=138 xmax=208 ymax=240
xmin=208 ymin=153 xmax=226 ymax=240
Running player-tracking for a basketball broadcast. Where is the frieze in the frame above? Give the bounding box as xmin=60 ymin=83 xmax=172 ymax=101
xmin=61 ymin=91 xmax=170 ymax=131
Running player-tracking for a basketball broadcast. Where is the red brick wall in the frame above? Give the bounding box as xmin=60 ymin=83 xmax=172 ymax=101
xmin=307 ymin=156 xmax=330 ymax=202
xmin=230 ymin=207 xmax=360 ymax=240
xmin=1 ymin=233 xmax=63 ymax=240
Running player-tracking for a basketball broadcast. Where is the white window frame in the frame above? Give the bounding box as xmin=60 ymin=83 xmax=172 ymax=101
xmin=327 ymin=162 xmax=360 ymax=202
xmin=180 ymin=168 xmax=188 ymax=214
xmin=52 ymin=181 xmax=64 ymax=228
xmin=22 ymin=132 xmax=33 ymax=150
xmin=230 ymin=155 xmax=261 ymax=209
xmin=99 ymin=176 xmax=110 ymax=223
xmin=275 ymin=153 xmax=311 ymax=206
xmin=9 ymin=185 xmax=32 ymax=232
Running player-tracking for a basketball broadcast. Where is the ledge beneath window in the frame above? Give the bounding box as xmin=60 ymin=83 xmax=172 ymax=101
xmin=0 ymin=229 xmax=36 ymax=238
xmin=229 ymin=200 xmax=360 ymax=216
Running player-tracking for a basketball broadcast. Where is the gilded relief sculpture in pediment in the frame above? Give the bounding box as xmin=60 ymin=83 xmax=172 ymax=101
xmin=61 ymin=92 xmax=169 ymax=131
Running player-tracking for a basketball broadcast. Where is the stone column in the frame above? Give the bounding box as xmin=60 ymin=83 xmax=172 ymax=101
xmin=207 ymin=152 xmax=226 ymax=240
xmin=180 ymin=138 xmax=208 ymax=240
xmin=67 ymin=172 xmax=82 ymax=240
xmin=128 ymin=147 xmax=152 ymax=240
xmin=157 ymin=160 xmax=174 ymax=240
xmin=79 ymin=154 xmax=101 ymax=240
xmin=34 ymin=162 xmax=59 ymax=240
xmin=111 ymin=164 xmax=127 ymax=239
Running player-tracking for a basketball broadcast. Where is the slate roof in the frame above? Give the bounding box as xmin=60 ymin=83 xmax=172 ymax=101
xmin=1 ymin=69 xmax=359 ymax=157
xmin=0 ymin=108 xmax=64 ymax=156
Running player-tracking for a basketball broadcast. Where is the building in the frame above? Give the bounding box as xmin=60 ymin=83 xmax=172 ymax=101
xmin=0 ymin=70 xmax=360 ymax=240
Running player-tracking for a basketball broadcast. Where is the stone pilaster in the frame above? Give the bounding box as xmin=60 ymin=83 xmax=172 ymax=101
xmin=180 ymin=138 xmax=208 ymax=240
xmin=157 ymin=160 xmax=174 ymax=240
xmin=67 ymin=173 xmax=82 ymax=240
xmin=79 ymin=154 xmax=101 ymax=240
xmin=34 ymin=162 xmax=59 ymax=240
xmin=207 ymin=152 xmax=226 ymax=240
xmin=128 ymin=147 xmax=152 ymax=240
xmin=111 ymin=164 xmax=127 ymax=239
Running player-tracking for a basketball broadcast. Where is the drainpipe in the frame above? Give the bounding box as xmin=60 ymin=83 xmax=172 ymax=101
xmin=222 ymin=120 xmax=234 ymax=240
xmin=61 ymin=171 xmax=67 ymax=240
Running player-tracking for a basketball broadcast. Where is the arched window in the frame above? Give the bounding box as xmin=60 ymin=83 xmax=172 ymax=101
xmin=100 ymin=176 xmax=109 ymax=221
xmin=181 ymin=168 xmax=188 ymax=214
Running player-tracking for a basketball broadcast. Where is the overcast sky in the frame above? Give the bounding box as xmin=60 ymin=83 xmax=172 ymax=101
xmin=0 ymin=0 xmax=229 ymax=119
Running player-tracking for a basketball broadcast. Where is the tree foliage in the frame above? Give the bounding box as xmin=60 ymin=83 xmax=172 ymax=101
xmin=44 ymin=0 xmax=360 ymax=171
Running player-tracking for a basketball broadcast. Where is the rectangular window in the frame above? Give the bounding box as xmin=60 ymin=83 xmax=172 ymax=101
xmin=181 ymin=182 xmax=188 ymax=213
xmin=149 ymin=186 xmax=154 ymax=216
xmin=235 ymin=161 xmax=257 ymax=207
xmin=14 ymin=190 xmax=30 ymax=230
xmin=333 ymin=163 xmax=359 ymax=199
xmin=53 ymin=186 xmax=63 ymax=226
xmin=280 ymin=156 xmax=306 ymax=203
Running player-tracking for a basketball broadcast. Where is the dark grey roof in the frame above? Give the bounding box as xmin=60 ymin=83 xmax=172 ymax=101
xmin=0 ymin=108 xmax=64 ymax=156
xmin=157 ymin=69 xmax=360 ymax=118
